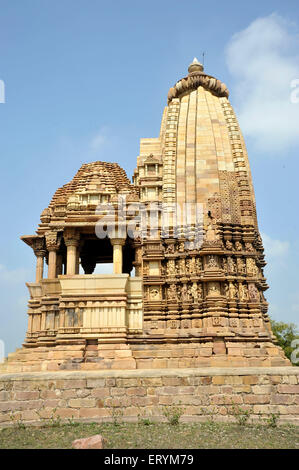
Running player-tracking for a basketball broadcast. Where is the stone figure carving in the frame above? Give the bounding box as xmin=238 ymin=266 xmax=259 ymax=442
xmin=207 ymin=255 xmax=218 ymax=269
xmin=190 ymin=282 xmax=198 ymax=302
xmin=246 ymin=258 xmax=258 ymax=276
xmin=245 ymin=242 xmax=254 ymax=252
xmin=167 ymin=284 xmax=177 ymax=301
xmin=197 ymin=283 xmax=203 ymax=300
xmin=225 ymin=282 xmax=229 ymax=299
xmin=178 ymin=258 xmax=186 ymax=275
xmin=248 ymin=284 xmax=260 ymax=302
xmin=188 ymin=284 xmax=194 ymax=301
xmin=205 ymin=223 xmax=219 ymax=244
xmin=167 ymin=259 xmax=176 ymax=276
xmin=178 ymin=242 xmax=185 ymax=253
xmin=239 ymin=283 xmax=248 ymax=301
xmin=227 ymin=256 xmax=236 ymax=273
xmin=149 ymin=287 xmax=160 ymax=300
xmin=208 ymin=282 xmax=220 ymax=296
xmin=165 ymin=244 xmax=175 ymax=254
xmin=225 ymin=240 xmax=234 ymax=251
xmin=237 ymin=258 xmax=246 ymax=275
xmin=181 ymin=284 xmax=189 ymax=302
xmin=187 ymin=240 xmax=195 ymax=250
xmin=235 ymin=241 xmax=243 ymax=252
xmin=196 ymin=257 xmax=202 ymax=272
xmin=189 ymin=257 xmax=196 ymax=274
xmin=229 ymin=282 xmax=238 ymax=300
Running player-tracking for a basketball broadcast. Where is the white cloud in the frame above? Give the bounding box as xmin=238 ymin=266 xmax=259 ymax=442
xmin=0 ymin=264 xmax=30 ymax=284
xmin=261 ymin=232 xmax=290 ymax=257
xmin=226 ymin=14 xmax=299 ymax=153
xmin=89 ymin=126 xmax=108 ymax=151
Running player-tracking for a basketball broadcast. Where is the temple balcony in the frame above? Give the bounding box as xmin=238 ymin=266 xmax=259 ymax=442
xmin=25 ymin=274 xmax=143 ymax=345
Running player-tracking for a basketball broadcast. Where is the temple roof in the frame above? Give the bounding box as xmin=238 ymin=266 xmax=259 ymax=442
xmin=50 ymin=161 xmax=137 ymax=206
xmin=39 ymin=161 xmax=139 ymax=224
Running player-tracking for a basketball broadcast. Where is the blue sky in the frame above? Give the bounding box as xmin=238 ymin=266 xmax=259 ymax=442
xmin=0 ymin=0 xmax=298 ymax=354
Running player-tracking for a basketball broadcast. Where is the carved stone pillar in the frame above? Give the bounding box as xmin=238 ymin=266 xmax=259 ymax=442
xmin=111 ymin=238 xmax=126 ymax=274
xmin=32 ymin=237 xmax=46 ymax=283
xmin=56 ymin=254 xmax=63 ymax=276
xmin=48 ymin=250 xmax=57 ymax=279
xmin=64 ymin=229 xmax=80 ymax=276
xmin=45 ymin=232 xmax=60 ymax=279
xmin=35 ymin=252 xmax=45 ymax=282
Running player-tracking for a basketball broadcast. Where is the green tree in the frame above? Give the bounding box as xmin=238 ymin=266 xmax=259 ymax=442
xmin=270 ymin=320 xmax=299 ymax=364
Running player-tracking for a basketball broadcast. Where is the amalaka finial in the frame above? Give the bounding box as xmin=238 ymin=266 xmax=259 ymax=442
xmin=188 ymin=57 xmax=204 ymax=74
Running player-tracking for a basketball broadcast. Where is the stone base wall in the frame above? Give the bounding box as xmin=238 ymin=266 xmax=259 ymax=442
xmin=0 ymin=367 xmax=298 ymax=427
xmin=0 ymin=340 xmax=290 ymax=373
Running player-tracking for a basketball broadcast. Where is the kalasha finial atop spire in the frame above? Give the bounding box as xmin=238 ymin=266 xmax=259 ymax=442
xmin=188 ymin=57 xmax=204 ymax=74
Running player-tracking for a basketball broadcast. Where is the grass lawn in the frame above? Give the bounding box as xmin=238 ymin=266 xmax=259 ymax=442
xmin=0 ymin=421 xmax=298 ymax=449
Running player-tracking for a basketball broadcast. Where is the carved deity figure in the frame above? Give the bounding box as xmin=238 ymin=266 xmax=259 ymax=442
xmin=246 ymin=258 xmax=258 ymax=276
xmin=239 ymin=283 xmax=248 ymax=301
xmin=228 ymin=282 xmax=238 ymax=300
xmin=207 ymin=255 xmax=218 ymax=269
xmin=187 ymin=240 xmax=195 ymax=250
xmin=245 ymin=242 xmax=254 ymax=252
xmin=190 ymin=282 xmax=198 ymax=302
xmin=225 ymin=240 xmax=234 ymax=251
xmin=205 ymin=223 xmax=219 ymax=243
xmin=235 ymin=241 xmax=243 ymax=252
xmin=178 ymin=242 xmax=185 ymax=253
xmin=227 ymin=256 xmax=236 ymax=273
xmin=224 ymin=282 xmax=229 ymax=299
xmin=185 ymin=259 xmax=190 ymax=274
xmin=149 ymin=287 xmax=159 ymax=300
xmin=165 ymin=244 xmax=175 ymax=255
xmin=167 ymin=284 xmax=177 ymax=301
xmin=197 ymin=283 xmax=203 ymax=300
xmin=196 ymin=257 xmax=202 ymax=272
xmin=248 ymin=284 xmax=260 ymax=302
xmin=188 ymin=284 xmax=194 ymax=301
xmin=189 ymin=257 xmax=196 ymax=274
xmin=178 ymin=258 xmax=186 ymax=275
xmin=208 ymin=282 xmax=220 ymax=297
xmin=181 ymin=284 xmax=189 ymax=302
xmin=167 ymin=259 xmax=176 ymax=276
xmin=237 ymin=258 xmax=246 ymax=275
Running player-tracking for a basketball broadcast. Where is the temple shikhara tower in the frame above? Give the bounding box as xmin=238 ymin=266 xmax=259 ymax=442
xmin=3 ymin=58 xmax=290 ymax=372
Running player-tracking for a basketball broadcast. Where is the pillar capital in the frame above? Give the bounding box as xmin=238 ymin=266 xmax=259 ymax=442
xmin=31 ymin=237 xmax=46 ymax=257
xmin=110 ymin=237 xmax=126 ymax=247
xmin=64 ymin=228 xmax=80 ymax=247
xmin=45 ymin=231 xmax=60 ymax=252
xmin=34 ymin=249 xmax=47 ymax=258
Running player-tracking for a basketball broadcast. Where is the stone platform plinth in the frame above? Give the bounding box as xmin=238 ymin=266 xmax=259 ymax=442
xmin=0 ymin=367 xmax=298 ymax=427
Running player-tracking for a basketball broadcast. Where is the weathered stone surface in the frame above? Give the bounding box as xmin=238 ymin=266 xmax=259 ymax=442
xmin=0 ymin=368 xmax=298 ymax=426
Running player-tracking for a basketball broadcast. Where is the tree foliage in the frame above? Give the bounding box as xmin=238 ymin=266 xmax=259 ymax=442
xmin=270 ymin=319 xmax=299 ymax=364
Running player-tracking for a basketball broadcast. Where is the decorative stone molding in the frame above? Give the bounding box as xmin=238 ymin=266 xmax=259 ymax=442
xmin=64 ymin=228 xmax=80 ymax=247
xmin=45 ymin=231 xmax=60 ymax=251
xmin=167 ymin=60 xmax=229 ymax=104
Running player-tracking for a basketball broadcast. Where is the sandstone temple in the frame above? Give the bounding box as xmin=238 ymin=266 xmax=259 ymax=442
xmin=2 ymin=58 xmax=290 ymax=372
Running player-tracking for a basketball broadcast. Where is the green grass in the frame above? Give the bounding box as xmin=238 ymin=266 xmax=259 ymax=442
xmin=0 ymin=422 xmax=298 ymax=449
